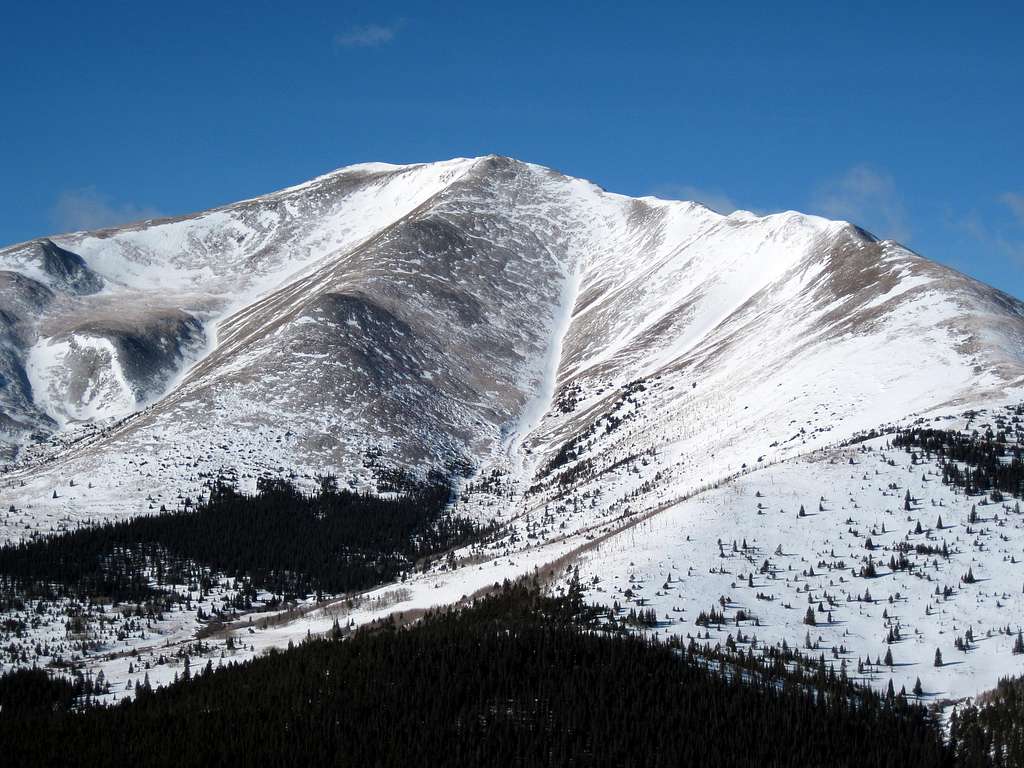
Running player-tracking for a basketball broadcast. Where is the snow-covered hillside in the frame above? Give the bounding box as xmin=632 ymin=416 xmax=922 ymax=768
xmin=2 ymin=155 xmax=1024 ymax=704
xmin=557 ymin=411 xmax=1024 ymax=704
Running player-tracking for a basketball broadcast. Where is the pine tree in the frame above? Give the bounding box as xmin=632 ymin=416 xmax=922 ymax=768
xmin=934 ymin=648 xmax=943 ymax=667
xmin=884 ymin=648 xmax=893 ymax=667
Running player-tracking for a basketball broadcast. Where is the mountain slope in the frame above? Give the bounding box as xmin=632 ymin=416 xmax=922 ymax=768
xmin=509 ymin=213 xmax=1024 ymax=542
xmin=1 ymin=156 xmax=1023 ymax=534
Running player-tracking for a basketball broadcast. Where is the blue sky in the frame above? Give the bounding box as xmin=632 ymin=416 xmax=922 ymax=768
xmin=3 ymin=1 xmax=1023 ymax=295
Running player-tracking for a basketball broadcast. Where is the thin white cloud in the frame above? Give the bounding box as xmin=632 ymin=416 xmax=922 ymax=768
xmin=334 ymin=23 xmax=398 ymax=48
xmin=52 ymin=187 xmax=162 ymax=232
xmin=649 ymin=183 xmax=739 ymax=215
xmin=1000 ymin=192 xmax=1024 ymax=225
xmin=955 ymin=209 xmax=1024 ymax=266
xmin=812 ymin=166 xmax=910 ymax=243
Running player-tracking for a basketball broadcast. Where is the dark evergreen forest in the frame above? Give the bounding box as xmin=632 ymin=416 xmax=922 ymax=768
xmin=892 ymin=427 xmax=1024 ymax=499
xmin=0 ymin=475 xmax=490 ymax=604
xmin=0 ymin=581 xmax=991 ymax=768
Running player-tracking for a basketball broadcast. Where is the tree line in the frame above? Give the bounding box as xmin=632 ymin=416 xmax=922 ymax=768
xmin=0 ymin=474 xmax=491 ymax=605
xmin=892 ymin=428 xmax=1024 ymax=499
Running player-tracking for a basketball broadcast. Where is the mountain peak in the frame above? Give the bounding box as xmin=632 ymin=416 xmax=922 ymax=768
xmin=0 ymin=157 xmax=1019 ymax=509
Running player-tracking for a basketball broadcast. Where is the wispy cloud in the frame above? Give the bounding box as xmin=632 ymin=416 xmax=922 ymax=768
xmin=812 ymin=165 xmax=910 ymax=243
xmin=1001 ymin=192 xmax=1024 ymax=225
xmin=953 ymin=209 xmax=1024 ymax=267
xmin=52 ymin=187 xmax=162 ymax=232
xmin=649 ymin=183 xmax=740 ymax=215
xmin=334 ymin=23 xmax=399 ymax=48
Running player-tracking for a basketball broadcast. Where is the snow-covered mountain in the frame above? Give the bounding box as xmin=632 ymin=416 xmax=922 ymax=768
xmin=3 ymin=156 xmax=1024 ymax=702
xmin=2 ymin=156 xmax=1022 ymax=522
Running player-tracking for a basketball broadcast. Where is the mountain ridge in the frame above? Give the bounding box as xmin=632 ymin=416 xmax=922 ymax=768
xmin=1 ymin=155 xmax=1022 ymax=528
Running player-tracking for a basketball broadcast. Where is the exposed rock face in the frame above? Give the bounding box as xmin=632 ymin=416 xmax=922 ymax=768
xmin=0 ymin=269 xmax=57 ymax=457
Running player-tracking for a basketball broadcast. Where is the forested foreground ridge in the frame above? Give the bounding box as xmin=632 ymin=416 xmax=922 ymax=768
xmin=1 ymin=581 xmax=1018 ymax=768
